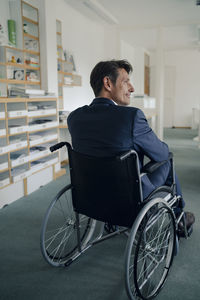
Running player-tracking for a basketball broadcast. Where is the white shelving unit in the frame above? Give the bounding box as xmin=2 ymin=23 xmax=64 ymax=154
xmin=0 ymin=97 xmax=65 ymax=208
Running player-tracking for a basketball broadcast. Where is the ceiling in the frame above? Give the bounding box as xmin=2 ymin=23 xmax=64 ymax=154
xmin=65 ymin=0 xmax=200 ymax=51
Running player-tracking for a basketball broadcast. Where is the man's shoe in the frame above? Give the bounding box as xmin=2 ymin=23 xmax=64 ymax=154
xmin=178 ymin=211 xmax=195 ymax=237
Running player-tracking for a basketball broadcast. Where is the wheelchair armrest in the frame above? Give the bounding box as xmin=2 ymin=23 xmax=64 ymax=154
xmin=141 ymin=152 xmax=173 ymax=174
xmin=50 ymin=142 xmax=71 ymax=152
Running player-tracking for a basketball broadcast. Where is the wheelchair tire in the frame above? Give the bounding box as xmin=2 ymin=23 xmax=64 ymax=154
xmin=125 ymin=198 xmax=176 ymax=300
xmin=40 ymin=184 xmax=96 ymax=267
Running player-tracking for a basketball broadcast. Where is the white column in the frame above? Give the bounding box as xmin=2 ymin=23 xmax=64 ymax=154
xmin=155 ymin=27 xmax=164 ymax=140
xmin=39 ymin=0 xmax=57 ymax=94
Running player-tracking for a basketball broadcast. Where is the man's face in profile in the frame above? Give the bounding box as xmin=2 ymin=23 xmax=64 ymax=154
xmin=110 ymin=68 xmax=134 ymax=106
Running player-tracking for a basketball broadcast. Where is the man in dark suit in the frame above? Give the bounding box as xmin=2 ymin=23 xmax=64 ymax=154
xmin=67 ymin=59 xmax=194 ymax=225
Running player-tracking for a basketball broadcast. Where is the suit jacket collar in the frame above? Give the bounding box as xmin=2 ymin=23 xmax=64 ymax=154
xmin=90 ymin=97 xmax=116 ymax=106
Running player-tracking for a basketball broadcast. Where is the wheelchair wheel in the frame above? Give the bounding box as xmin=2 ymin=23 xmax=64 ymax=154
xmin=40 ymin=184 xmax=96 ymax=267
xmin=125 ymin=198 xmax=176 ymax=300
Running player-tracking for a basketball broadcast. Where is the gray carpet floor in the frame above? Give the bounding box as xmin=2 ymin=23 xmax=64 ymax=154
xmin=0 ymin=128 xmax=199 ymax=300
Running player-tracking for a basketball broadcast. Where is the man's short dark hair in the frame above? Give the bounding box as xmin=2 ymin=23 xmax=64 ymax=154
xmin=90 ymin=59 xmax=133 ymax=97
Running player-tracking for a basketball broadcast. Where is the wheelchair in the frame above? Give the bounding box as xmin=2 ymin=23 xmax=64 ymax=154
xmin=40 ymin=142 xmax=190 ymax=300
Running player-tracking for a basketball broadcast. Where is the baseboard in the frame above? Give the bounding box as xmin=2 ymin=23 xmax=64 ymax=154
xmin=172 ymin=126 xmax=191 ymax=129
xmin=61 ymin=159 xmax=69 ymax=166
xmin=54 ymin=168 xmax=66 ymax=179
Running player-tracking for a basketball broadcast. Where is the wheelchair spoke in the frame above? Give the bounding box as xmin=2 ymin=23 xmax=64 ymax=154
xmin=40 ymin=186 xmax=96 ymax=266
xmin=125 ymin=201 xmax=176 ymax=300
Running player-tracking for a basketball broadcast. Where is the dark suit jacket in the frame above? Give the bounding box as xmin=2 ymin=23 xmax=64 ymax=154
xmin=67 ymin=97 xmax=170 ymax=198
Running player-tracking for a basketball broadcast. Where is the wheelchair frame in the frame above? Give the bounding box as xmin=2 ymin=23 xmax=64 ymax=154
xmin=40 ymin=142 xmax=188 ymax=300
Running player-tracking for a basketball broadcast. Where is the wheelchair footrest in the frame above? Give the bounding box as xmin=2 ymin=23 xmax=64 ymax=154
xmin=178 ymin=224 xmax=193 ymax=238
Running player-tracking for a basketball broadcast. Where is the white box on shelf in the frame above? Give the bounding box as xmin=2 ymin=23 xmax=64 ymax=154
xmin=11 ymin=155 xmax=30 ymax=167
xmin=0 ymin=177 xmax=10 ymax=188
xmin=12 ymin=169 xmax=32 ymax=183
xmin=0 ymin=145 xmax=12 ymax=154
xmin=11 ymin=141 xmax=28 ymax=151
xmin=0 ymin=129 xmax=6 ymax=136
xmin=29 ymin=133 xmax=58 ymax=146
xmin=30 ymin=163 xmax=43 ymax=174
xmin=8 ymin=110 xmax=28 ymax=118
xmin=0 ymin=162 xmax=8 ymax=171
xmin=28 ymin=121 xmax=58 ymax=132
xmin=28 ymin=109 xmax=56 ymax=117
xmin=9 ymin=126 xmax=28 ymax=134
xmin=0 ymin=141 xmax=28 ymax=154
xmin=0 ymin=112 xmax=5 ymax=118
xmin=41 ymin=157 xmax=58 ymax=168
xmin=29 ymin=149 xmax=50 ymax=161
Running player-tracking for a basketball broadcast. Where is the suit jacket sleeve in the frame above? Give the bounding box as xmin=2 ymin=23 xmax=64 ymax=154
xmin=133 ymin=109 xmax=169 ymax=162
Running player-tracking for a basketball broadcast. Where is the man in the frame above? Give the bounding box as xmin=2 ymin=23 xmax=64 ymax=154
xmin=67 ymin=59 xmax=194 ymax=229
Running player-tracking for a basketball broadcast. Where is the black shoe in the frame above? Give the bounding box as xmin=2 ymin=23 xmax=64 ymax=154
xmin=178 ymin=212 xmax=195 ymax=237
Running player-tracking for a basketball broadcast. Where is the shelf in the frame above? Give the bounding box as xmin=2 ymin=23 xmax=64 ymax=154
xmin=26 ymin=97 xmax=57 ymax=102
xmin=23 ymin=33 xmax=39 ymax=40
xmin=6 ymin=62 xmax=40 ymax=70
xmin=0 ymin=177 xmax=10 ymax=188
xmin=0 ymin=3 xmax=61 ymax=197
xmin=23 ymin=16 xmax=38 ymax=26
xmin=0 ymin=168 xmax=9 ymax=174
xmin=0 ymin=162 xmax=8 ymax=171
xmin=23 ymin=49 xmax=39 ymax=55
xmin=59 ymin=124 xmax=68 ymax=129
xmin=2 ymin=46 xmax=23 ymax=52
xmin=6 ymin=80 xmax=40 ymax=85
xmin=63 ymin=84 xmax=73 ymax=87
xmin=0 ymin=79 xmax=8 ymax=83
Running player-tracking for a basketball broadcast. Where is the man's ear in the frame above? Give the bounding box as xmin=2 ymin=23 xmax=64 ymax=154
xmin=103 ymin=76 xmax=112 ymax=92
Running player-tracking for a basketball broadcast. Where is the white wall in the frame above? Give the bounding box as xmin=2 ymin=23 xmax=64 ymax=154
xmin=150 ymin=49 xmax=200 ymax=127
xmin=165 ymin=49 xmax=200 ymax=127
xmin=120 ymin=39 xmax=135 ymax=83
xmin=55 ymin=0 xmax=105 ymax=111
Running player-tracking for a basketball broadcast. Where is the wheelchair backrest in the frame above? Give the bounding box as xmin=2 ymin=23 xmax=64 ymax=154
xmin=67 ymin=144 xmax=143 ymax=227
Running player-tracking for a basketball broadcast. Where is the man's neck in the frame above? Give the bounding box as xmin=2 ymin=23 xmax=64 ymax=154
xmin=97 ymin=94 xmax=118 ymax=105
